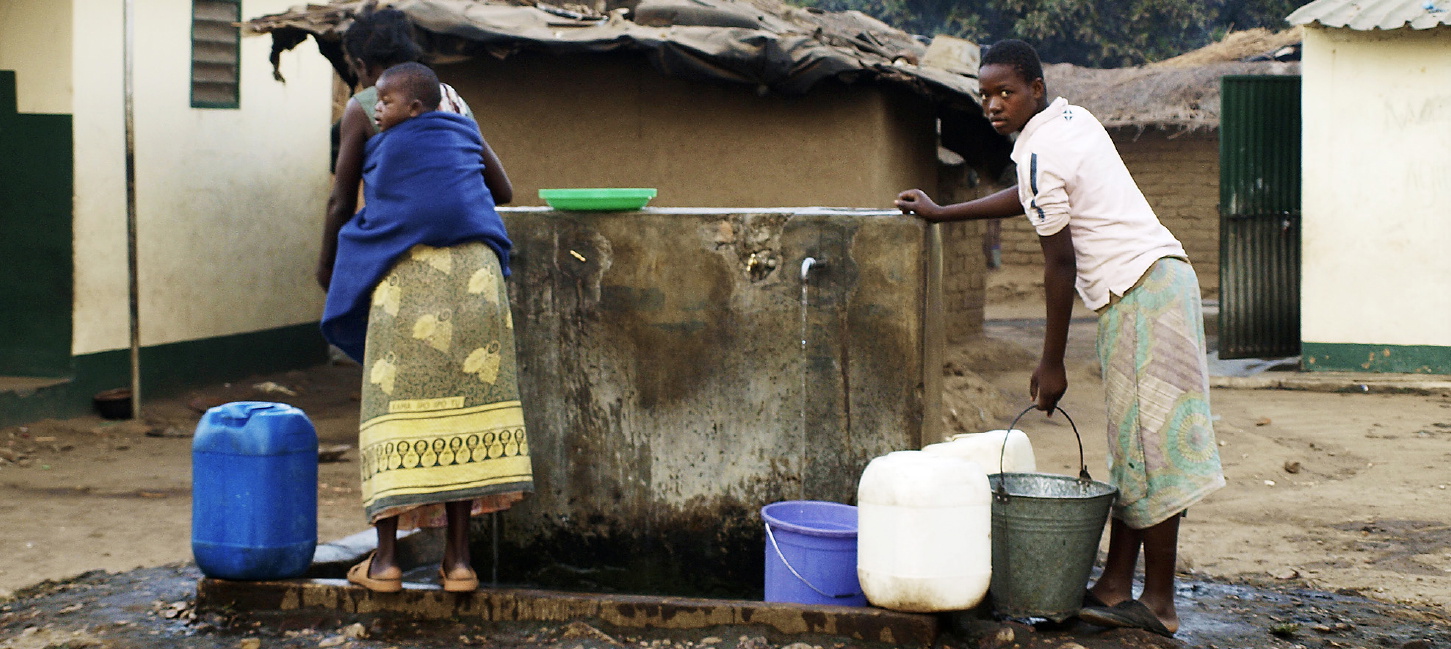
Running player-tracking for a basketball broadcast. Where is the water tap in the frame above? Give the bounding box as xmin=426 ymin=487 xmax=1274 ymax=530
xmin=801 ymin=257 xmax=825 ymax=281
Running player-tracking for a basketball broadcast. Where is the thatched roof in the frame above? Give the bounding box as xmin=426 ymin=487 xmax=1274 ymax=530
xmin=1044 ymin=29 xmax=1302 ymax=131
xmin=244 ymin=0 xmax=985 ymax=109
xmin=1151 ymin=26 xmax=1303 ymax=68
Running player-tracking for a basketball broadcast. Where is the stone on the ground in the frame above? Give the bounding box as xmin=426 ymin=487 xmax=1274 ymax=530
xmin=979 ymin=626 xmax=1014 ymax=649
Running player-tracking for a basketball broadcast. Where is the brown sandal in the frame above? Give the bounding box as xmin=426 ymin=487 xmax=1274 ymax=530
xmin=439 ymin=565 xmax=479 ymax=593
xmin=347 ymin=552 xmax=402 ymax=593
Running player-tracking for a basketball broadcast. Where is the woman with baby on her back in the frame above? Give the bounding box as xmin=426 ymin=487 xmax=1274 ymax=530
xmin=317 ymin=7 xmax=533 ymax=594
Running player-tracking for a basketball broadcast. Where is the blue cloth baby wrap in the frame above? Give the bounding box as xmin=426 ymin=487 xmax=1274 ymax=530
xmin=321 ymin=111 xmax=512 ymax=362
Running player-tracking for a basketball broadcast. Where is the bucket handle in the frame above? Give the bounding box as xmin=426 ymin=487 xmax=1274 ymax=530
xmin=998 ymin=405 xmax=1094 ymax=491
xmin=763 ymin=521 xmax=861 ymax=600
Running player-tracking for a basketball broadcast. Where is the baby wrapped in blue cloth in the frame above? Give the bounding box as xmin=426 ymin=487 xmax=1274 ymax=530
xmin=321 ymin=84 xmax=511 ymax=363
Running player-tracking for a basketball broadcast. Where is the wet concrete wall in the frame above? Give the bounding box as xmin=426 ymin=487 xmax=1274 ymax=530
xmin=489 ymin=208 xmax=940 ymax=596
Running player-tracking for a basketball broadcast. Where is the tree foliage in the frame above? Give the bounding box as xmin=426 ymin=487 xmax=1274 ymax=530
xmin=790 ymin=0 xmax=1308 ymax=67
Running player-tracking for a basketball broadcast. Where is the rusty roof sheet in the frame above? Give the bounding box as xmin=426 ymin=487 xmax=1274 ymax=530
xmin=1287 ymin=0 xmax=1451 ymax=30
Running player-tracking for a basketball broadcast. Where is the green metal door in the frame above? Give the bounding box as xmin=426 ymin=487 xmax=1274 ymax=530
xmin=1219 ymin=75 xmax=1301 ymax=360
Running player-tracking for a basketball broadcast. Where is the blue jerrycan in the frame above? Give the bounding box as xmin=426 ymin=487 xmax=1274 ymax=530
xmin=192 ymin=401 xmax=318 ymax=580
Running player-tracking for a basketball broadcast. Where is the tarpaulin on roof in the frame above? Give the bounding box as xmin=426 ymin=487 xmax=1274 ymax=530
xmin=245 ymin=0 xmax=983 ymax=109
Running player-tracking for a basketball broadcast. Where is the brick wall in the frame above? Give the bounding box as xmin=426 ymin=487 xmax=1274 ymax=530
xmin=939 ymin=164 xmax=987 ymax=342
xmin=997 ymin=128 xmax=1221 ymax=297
xmin=941 ymin=219 xmax=986 ymax=342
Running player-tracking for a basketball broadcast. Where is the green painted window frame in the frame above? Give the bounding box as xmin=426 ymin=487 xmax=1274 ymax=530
xmin=190 ymin=0 xmax=241 ymax=109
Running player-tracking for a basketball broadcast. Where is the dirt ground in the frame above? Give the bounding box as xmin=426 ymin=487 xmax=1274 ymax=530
xmin=0 ymin=267 xmax=1448 ymax=631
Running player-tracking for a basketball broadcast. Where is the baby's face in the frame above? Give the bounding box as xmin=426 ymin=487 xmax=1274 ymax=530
xmin=374 ymin=76 xmax=421 ymax=132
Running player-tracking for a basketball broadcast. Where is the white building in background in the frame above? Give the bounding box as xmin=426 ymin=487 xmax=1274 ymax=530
xmin=0 ymin=0 xmax=335 ymax=423
xmin=1289 ymin=0 xmax=1451 ymax=374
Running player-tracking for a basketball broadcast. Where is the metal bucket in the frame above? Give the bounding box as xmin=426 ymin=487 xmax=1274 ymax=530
xmin=989 ymin=406 xmax=1117 ymax=622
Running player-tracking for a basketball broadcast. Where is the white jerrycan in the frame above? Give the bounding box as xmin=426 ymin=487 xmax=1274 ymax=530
xmin=923 ymin=429 xmax=1036 ymax=474
xmin=856 ymin=450 xmax=992 ymax=612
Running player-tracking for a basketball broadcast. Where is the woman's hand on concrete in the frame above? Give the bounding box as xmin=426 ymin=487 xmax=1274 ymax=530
xmin=894 ymin=189 xmax=941 ymax=220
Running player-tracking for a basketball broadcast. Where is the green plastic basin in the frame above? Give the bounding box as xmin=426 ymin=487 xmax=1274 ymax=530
xmin=539 ymin=188 xmax=657 ymax=211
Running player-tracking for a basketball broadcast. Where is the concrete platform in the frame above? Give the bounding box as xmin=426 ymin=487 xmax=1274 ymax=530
xmin=1209 ymin=370 xmax=1451 ymax=395
xmin=0 ymin=375 xmax=69 ymax=393
xmin=196 ymin=578 xmax=938 ymax=646
xmin=0 ymin=375 xmax=78 ymax=427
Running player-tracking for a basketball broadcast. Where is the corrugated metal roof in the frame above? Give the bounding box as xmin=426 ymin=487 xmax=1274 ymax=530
xmin=1288 ymin=0 xmax=1451 ymax=30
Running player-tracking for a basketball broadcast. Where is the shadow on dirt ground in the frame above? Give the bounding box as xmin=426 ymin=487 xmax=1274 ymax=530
xmin=1 ymin=564 xmax=1446 ymax=649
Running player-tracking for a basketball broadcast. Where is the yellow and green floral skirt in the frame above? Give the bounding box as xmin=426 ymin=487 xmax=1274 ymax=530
xmin=357 ymin=242 xmax=532 ymax=528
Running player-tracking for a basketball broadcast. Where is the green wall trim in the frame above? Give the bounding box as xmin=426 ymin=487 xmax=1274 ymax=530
xmin=0 ymin=323 xmax=329 ymax=427
xmin=0 ymin=69 xmax=74 ymax=376
xmin=0 ymin=70 xmax=14 ymax=113
xmin=1302 ymin=342 xmax=1451 ymax=375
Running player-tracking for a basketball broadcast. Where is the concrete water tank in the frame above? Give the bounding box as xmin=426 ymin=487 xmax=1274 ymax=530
xmin=493 ymin=207 xmax=946 ymax=595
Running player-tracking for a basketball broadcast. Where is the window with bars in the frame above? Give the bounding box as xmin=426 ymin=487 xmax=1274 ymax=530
xmin=191 ymin=0 xmax=240 ymax=108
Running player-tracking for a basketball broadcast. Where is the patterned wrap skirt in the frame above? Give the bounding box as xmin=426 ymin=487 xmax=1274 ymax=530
xmin=358 ymin=242 xmax=533 ymax=528
xmin=1096 ymin=257 xmax=1225 ymax=529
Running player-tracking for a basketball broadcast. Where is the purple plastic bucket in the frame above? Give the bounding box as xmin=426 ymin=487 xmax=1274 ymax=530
xmin=761 ymin=500 xmax=866 ymax=607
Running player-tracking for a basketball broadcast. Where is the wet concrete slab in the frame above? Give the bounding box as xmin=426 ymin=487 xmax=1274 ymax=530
xmin=3 ymin=564 xmax=1449 ymax=649
xmin=196 ymin=577 xmax=939 ymax=646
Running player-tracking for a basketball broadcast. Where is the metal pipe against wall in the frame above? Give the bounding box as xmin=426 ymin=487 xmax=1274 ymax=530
xmin=920 ymin=222 xmax=945 ymax=447
xmin=123 ymin=0 xmax=142 ymax=419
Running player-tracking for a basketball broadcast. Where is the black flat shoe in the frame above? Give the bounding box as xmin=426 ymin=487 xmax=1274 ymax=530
xmin=1077 ymin=600 xmax=1175 ymax=638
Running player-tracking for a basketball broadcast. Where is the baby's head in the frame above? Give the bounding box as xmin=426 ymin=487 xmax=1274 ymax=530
xmin=373 ymin=62 xmax=442 ymax=131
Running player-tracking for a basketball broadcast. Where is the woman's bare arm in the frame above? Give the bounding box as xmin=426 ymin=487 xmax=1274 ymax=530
xmin=1031 ymin=228 xmax=1077 ymax=413
xmin=894 ymin=187 xmax=1024 ymax=223
xmin=479 ymin=135 xmax=513 ymax=205
xmin=318 ymin=100 xmax=371 ymax=290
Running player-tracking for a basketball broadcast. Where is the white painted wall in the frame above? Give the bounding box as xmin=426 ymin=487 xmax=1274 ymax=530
xmin=1300 ymin=26 xmax=1451 ymax=347
xmin=0 ymin=1 xmax=72 ymax=114
xmin=71 ymin=0 xmax=335 ymax=355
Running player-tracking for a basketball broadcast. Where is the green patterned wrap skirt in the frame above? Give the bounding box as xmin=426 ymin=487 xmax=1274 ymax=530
xmin=1096 ymin=257 xmax=1225 ymax=529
